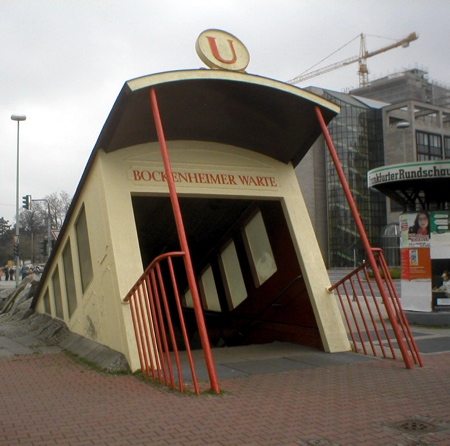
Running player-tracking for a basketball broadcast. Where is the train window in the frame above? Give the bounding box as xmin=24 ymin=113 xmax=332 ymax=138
xmin=75 ymin=205 xmax=93 ymax=294
xmin=63 ymin=239 xmax=78 ymax=317
xmin=199 ymin=265 xmax=221 ymax=312
xmin=184 ymin=288 xmax=194 ymax=308
xmin=243 ymin=210 xmax=277 ymax=287
xmin=52 ymin=266 xmax=64 ymax=320
xmin=183 ymin=265 xmax=220 ymax=311
xmin=43 ymin=288 xmax=51 ymax=315
xmin=219 ymin=240 xmax=247 ymax=309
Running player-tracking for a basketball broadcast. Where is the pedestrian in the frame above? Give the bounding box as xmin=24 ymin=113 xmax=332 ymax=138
xmin=21 ymin=264 xmax=28 ymax=281
xmin=4 ymin=266 xmax=10 ymax=281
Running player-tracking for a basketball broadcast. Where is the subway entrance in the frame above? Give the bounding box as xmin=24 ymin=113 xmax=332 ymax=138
xmin=132 ymin=195 xmax=321 ymax=350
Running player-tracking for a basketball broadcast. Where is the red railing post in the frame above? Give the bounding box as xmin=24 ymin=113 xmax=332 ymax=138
xmin=167 ymin=256 xmax=201 ymax=394
xmin=149 ymin=88 xmax=220 ymax=393
xmin=315 ymin=105 xmax=414 ymax=369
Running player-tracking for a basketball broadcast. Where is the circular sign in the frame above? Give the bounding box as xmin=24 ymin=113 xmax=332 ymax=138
xmin=195 ymin=29 xmax=250 ymax=72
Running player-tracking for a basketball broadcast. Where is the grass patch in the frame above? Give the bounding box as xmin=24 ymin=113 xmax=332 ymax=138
xmin=389 ymin=267 xmax=401 ymax=279
xmin=64 ymin=351 xmax=131 ymax=375
xmin=367 ymin=267 xmax=401 ymax=279
xmin=64 ymin=354 xmax=229 ymax=396
xmin=134 ymin=370 xmax=230 ymax=396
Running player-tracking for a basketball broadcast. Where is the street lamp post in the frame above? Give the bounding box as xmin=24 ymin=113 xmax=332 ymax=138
xmin=11 ymin=114 xmax=26 ymax=288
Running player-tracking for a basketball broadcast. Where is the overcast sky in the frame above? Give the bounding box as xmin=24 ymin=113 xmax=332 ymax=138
xmin=1 ymin=0 xmax=449 ymax=222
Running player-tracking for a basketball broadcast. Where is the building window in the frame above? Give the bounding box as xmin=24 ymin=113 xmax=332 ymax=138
xmin=75 ymin=205 xmax=93 ymax=293
xmin=444 ymin=136 xmax=450 ymax=160
xmin=416 ymin=131 xmax=443 ymax=161
xmin=63 ymin=240 xmax=77 ymax=317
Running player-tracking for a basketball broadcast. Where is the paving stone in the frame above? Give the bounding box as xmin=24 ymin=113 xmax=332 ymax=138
xmin=0 ymin=318 xmax=449 ymax=445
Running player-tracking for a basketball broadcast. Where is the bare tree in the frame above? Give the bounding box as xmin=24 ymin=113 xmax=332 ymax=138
xmin=31 ymin=191 xmax=72 ymax=230
xmin=19 ymin=208 xmax=46 ymax=234
xmin=14 ymin=190 xmax=72 ymax=264
xmin=45 ymin=191 xmax=71 ymax=229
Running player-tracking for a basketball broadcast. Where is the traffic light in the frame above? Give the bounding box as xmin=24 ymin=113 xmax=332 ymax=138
xmin=22 ymin=195 xmax=32 ymax=210
xmin=13 ymin=243 xmax=19 ymax=257
xmin=39 ymin=240 xmax=47 ymax=256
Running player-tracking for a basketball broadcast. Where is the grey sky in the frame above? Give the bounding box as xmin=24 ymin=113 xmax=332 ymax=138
xmin=1 ymin=0 xmax=448 ymax=222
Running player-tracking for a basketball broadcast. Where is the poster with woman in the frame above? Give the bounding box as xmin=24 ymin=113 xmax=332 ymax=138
xmin=400 ymin=212 xmax=432 ymax=311
xmin=401 ymin=211 xmax=450 ymax=312
xmin=400 ymin=212 xmax=431 ymax=281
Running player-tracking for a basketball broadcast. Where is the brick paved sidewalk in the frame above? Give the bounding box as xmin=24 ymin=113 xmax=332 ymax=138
xmin=1 ymin=351 xmax=450 ymax=445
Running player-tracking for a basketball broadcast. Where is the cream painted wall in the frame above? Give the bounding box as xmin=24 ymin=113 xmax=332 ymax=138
xmin=281 ymin=192 xmax=350 ymax=352
xmin=36 ymin=140 xmax=349 ymax=372
xmin=35 ymin=153 xmax=140 ymax=369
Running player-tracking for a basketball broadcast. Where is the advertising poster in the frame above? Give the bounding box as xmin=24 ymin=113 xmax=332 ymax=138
xmin=430 ymin=211 xmax=450 ymax=310
xmin=400 ymin=212 xmax=431 ymax=281
xmin=400 ymin=212 xmax=432 ymax=311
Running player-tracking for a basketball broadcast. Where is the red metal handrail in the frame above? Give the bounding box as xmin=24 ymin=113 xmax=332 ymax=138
xmin=124 ymin=251 xmax=212 ymax=394
xmin=329 ymin=249 xmax=423 ymax=366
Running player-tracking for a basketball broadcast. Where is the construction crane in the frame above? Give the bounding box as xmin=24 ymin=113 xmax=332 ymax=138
xmin=288 ymin=32 xmax=418 ymax=87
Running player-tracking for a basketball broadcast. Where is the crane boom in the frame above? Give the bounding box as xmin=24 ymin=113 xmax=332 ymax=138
xmin=288 ymin=32 xmax=418 ymax=86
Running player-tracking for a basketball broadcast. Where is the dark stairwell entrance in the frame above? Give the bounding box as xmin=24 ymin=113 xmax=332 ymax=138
xmin=131 ymin=196 xmax=321 ymax=350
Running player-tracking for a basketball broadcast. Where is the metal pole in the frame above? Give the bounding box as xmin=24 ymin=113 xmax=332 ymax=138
xmin=15 ymin=120 xmax=20 ymax=287
xmin=47 ymin=201 xmax=52 ymax=260
xmin=315 ymin=105 xmax=414 ymax=369
xmin=11 ymin=114 xmax=26 ymax=286
xmin=149 ymin=87 xmax=220 ymax=393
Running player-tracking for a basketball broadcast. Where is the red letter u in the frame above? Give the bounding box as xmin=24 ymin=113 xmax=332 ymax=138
xmin=206 ymin=36 xmax=237 ymax=64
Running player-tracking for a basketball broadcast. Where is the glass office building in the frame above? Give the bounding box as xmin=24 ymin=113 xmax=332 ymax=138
xmin=296 ymin=89 xmax=386 ymax=267
xmin=327 ymin=92 xmax=385 ymax=267
xmin=297 ymin=71 xmax=450 ymax=269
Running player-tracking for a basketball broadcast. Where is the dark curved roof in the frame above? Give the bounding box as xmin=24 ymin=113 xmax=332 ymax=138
xmin=94 ymin=69 xmax=339 ymax=167
xmin=33 ymin=69 xmax=339 ymax=305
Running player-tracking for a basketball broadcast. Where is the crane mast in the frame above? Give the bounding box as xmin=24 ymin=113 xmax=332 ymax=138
xmin=288 ymin=32 xmax=418 ymax=87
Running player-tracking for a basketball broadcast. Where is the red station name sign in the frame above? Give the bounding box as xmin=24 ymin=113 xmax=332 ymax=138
xmin=131 ymin=169 xmax=278 ymax=188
